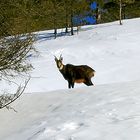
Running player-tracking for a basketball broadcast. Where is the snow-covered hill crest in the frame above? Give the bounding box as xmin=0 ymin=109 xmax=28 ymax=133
xmin=1 ymin=80 xmax=140 ymax=140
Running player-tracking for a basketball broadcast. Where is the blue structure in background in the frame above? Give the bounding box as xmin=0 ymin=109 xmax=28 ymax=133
xmin=90 ymin=1 xmax=97 ymax=10
xmin=83 ymin=16 xmax=96 ymax=24
xmin=73 ymin=1 xmax=97 ymax=26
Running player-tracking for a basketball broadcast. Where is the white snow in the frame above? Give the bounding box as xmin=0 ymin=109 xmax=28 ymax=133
xmin=25 ymin=18 xmax=140 ymax=93
xmin=0 ymin=18 xmax=140 ymax=140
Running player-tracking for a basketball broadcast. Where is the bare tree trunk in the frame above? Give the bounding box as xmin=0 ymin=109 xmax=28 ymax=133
xmin=119 ymin=0 xmax=122 ymax=25
xmin=95 ymin=4 xmax=99 ymax=24
xmin=53 ymin=0 xmax=57 ymax=38
xmin=54 ymin=20 xmax=57 ymax=39
xmin=65 ymin=0 xmax=69 ymax=33
xmin=70 ymin=1 xmax=74 ymax=35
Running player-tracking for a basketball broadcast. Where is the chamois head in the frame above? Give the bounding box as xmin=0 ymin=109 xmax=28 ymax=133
xmin=54 ymin=54 xmax=63 ymax=70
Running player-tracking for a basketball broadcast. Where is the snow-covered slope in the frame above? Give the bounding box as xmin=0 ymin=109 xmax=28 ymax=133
xmin=1 ymin=81 xmax=140 ymax=140
xmin=0 ymin=18 xmax=140 ymax=140
xmin=26 ymin=18 xmax=140 ymax=93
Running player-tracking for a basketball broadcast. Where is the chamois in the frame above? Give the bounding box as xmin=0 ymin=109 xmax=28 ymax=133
xmin=54 ymin=55 xmax=95 ymax=89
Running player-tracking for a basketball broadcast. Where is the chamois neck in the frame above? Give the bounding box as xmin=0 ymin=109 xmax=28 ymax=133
xmin=59 ymin=64 xmax=64 ymax=70
xmin=58 ymin=62 xmax=65 ymax=71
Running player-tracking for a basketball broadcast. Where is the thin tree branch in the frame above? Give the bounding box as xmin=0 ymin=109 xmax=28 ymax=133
xmin=0 ymin=78 xmax=30 ymax=110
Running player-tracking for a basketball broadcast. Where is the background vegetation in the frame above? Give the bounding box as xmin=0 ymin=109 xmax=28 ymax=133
xmin=0 ymin=0 xmax=139 ymax=37
xmin=0 ymin=0 xmax=34 ymax=110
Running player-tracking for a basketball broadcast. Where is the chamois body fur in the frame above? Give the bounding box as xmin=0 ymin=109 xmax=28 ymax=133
xmin=55 ymin=55 xmax=95 ymax=89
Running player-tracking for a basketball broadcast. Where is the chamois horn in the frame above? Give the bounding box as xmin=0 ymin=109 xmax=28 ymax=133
xmin=59 ymin=54 xmax=63 ymax=60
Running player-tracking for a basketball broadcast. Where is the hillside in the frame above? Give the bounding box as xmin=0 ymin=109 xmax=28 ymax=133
xmin=0 ymin=18 xmax=140 ymax=140
xmin=1 ymin=81 xmax=140 ymax=140
xmin=26 ymin=18 xmax=140 ymax=93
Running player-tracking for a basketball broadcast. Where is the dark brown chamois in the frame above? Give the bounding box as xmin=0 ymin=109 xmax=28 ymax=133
xmin=55 ymin=55 xmax=95 ymax=89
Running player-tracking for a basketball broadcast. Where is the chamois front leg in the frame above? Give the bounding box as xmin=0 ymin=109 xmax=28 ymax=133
xmin=71 ymin=81 xmax=75 ymax=88
xmin=68 ymin=80 xmax=75 ymax=89
xmin=68 ymin=81 xmax=71 ymax=89
xmin=71 ymin=78 xmax=75 ymax=88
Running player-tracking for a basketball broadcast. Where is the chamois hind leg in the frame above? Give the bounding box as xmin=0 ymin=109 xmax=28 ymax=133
xmin=84 ymin=79 xmax=94 ymax=86
xmin=89 ymin=79 xmax=94 ymax=86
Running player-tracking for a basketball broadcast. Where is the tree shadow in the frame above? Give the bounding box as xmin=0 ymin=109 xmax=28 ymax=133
xmin=34 ymin=29 xmax=80 ymax=42
xmin=34 ymin=30 xmax=73 ymax=42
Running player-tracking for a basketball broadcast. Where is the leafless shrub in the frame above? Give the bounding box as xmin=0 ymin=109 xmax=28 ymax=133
xmin=0 ymin=34 xmax=34 ymax=111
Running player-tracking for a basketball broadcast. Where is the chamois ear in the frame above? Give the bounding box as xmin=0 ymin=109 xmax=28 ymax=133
xmin=60 ymin=54 xmax=63 ymax=61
